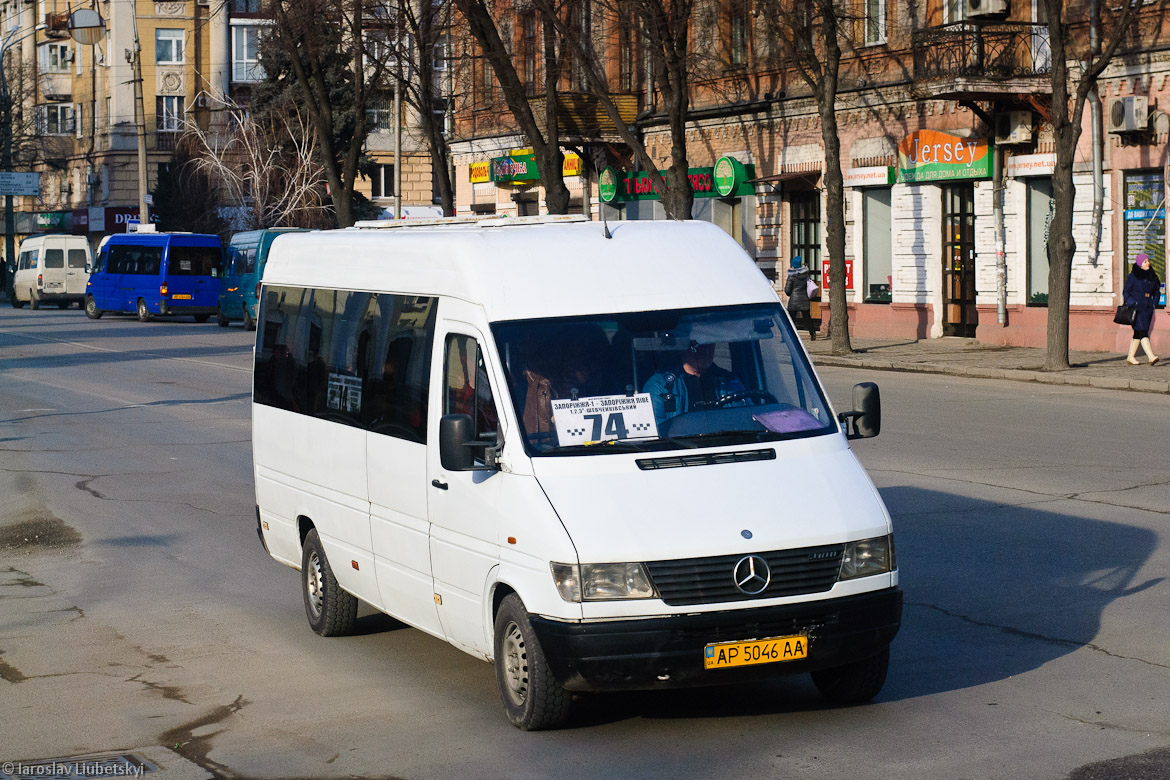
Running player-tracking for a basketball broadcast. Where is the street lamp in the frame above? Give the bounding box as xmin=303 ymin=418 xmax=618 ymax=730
xmin=1 ymin=21 xmax=47 ymax=292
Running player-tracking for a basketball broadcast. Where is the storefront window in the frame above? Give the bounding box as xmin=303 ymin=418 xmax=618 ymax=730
xmin=1124 ymin=171 xmax=1167 ymax=308
xmin=863 ymin=188 xmax=892 ymax=302
xmin=1027 ymin=178 xmax=1052 ymax=305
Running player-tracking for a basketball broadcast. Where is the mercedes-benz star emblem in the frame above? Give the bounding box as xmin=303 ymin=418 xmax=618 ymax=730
xmin=733 ymin=555 xmax=771 ymax=595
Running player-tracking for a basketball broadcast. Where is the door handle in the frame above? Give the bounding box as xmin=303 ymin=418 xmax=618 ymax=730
xmin=431 ymin=479 xmax=448 ymax=490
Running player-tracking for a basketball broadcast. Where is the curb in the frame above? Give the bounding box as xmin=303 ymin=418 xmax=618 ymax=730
xmin=810 ymin=355 xmax=1170 ymax=395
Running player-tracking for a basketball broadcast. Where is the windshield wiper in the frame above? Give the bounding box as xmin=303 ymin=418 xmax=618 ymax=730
xmin=546 ymin=439 xmax=657 ymax=454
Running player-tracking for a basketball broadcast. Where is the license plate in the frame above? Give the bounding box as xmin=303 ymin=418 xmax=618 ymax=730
xmin=172 ymin=294 xmax=192 ymax=300
xmin=704 ymin=635 xmax=807 ymax=670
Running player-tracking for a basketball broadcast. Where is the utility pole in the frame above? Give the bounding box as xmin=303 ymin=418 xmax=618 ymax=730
xmin=1 ymin=23 xmax=47 ymax=293
xmin=130 ymin=30 xmax=150 ymax=224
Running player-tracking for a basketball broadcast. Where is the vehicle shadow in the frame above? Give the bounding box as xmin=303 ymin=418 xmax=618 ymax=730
xmin=567 ymin=485 xmax=1160 ymax=726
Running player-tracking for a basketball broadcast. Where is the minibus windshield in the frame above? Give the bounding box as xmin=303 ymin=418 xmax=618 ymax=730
xmin=492 ymin=304 xmax=836 ymax=455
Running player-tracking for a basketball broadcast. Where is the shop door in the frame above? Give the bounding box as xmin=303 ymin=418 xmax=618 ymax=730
xmin=942 ymin=184 xmax=977 ymax=337
xmin=790 ymin=192 xmax=822 ymax=282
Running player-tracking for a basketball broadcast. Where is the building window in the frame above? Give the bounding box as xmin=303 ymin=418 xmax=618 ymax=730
xmin=863 ymin=187 xmax=893 ymax=302
xmin=1123 ymin=171 xmax=1166 ymax=308
xmin=156 ymin=29 xmax=185 ymax=64
xmin=729 ymin=0 xmax=749 ymax=67
xmin=156 ymin=95 xmax=185 ymax=132
xmin=370 ymin=164 xmax=395 ymax=199
xmin=105 ymin=96 xmax=112 ymax=127
xmin=1026 ymin=178 xmax=1053 ymax=305
xmin=521 ymin=12 xmax=537 ymax=96
xmin=37 ymin=104 xmax=75 ymax=135
xmin=480 ymin=58 xmax=494 ymax=103
xmin=944 ymin=0 xmax=965 ymax=23
xmin=366 ymin=96 xmax=392 ymax=132
xmin=864 ymin=0 xmax=886 ymax=45
xmin=232 ymin=25 xmax=264 ymax=82
xmin=229 ymin=0 xmax=263 ymax=12
xmin=39 ymin=42 xmax=71 ymax=72
xmin=619 ymin=22 xmax=637 ymax=92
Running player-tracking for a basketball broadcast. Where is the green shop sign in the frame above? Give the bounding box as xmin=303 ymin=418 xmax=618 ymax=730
xmin=35 ymin=212 xmax=67 ymax=230
xmin=898 ymin=129 xmax=991 ymax=183
xmin=599 ymin=157 xmax=756 ymax=203
xmin=491 ymin=154 xmax=540 ymax=183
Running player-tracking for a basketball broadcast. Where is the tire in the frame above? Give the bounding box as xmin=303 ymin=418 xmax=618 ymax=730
xmin=30 ymin=292 xmax=40 ymax=310
xmin=10 ymin=292 xmax=25 ymax=309
xmin=136 ymin=298 xmax=153 ymax=322
xmin=493 ymin=593 xmax=571 ymax=730
xmin=301 ymin=528 xmax=358 ymax=637
xmin=243 ymin=306 xmax=256 ymax=331
xmin=810 ymin=646 xmax=890 ymax=705
xmin=216 ymin=310 xmax=230 ymax=327
xmin=85 ymin=295 xmax=103 ymax=319
xmin=194 ymin=313 xmax=210 ymax=323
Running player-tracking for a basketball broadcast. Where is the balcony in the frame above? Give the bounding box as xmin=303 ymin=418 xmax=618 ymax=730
xmin=912 ymin=21 xmax=1052 ymax=100
xmin=530 ymin=92 xmax=641 ymax=142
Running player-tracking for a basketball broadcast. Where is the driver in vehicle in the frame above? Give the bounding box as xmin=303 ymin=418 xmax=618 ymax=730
xmin=642 ymin=341 xmax=746 ymax=423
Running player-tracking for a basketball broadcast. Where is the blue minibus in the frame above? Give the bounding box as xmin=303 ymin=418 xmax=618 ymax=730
xmin=85 ymin=232 xmax=223 ymax=322
xmin=218 ymin=228 xmax=308 ymax=330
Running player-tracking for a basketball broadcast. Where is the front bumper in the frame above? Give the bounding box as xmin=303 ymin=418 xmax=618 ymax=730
xmin=530 ymin=587 xmax=902 ymax=692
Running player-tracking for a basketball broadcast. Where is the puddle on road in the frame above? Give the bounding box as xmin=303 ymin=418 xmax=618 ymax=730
xmin=0 ymin=508 xmax=82 ymax=552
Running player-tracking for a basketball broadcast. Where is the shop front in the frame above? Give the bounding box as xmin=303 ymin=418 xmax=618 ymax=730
xmin=463 ymin=149 xmax=586 ymax=216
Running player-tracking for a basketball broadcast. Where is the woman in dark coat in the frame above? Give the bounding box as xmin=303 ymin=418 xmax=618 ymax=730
xmin=1123 ymin=253 xmax=1161 ymax=365
xmin=784 ymin=255 xmax=817 ymax=340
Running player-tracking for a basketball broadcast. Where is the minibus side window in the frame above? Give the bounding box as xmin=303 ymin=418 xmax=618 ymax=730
xmin=444 ymin=334 xmax=499 ymax=461
xmin=364 ymin=295 xmax=436 ymax=443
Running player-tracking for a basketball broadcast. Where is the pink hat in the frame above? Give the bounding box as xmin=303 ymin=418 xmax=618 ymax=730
xmin=1135 ymin=253 xmax=1149 ymax=262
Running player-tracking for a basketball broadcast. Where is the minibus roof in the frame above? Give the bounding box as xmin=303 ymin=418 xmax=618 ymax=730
xmin=105 ymin=232 xmax=221 ymax=246
xmin=263 ymin=218 xmax=778 ymax=322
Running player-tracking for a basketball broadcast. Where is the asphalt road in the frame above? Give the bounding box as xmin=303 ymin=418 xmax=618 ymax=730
xmin=1 ymin=306 xmax=1168 ymax=780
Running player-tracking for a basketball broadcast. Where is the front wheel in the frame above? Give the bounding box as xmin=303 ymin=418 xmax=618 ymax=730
xmin=810 ymin=646 xmax=890 ymax=705
xmin=136 ymin=298 xmax=153 ymax=322
xmin=85 ymin=295 xmax=103 ymax=319
xmin=493 ymin=593 xmax=571 ymax=730
xmin=216 ymin=310 xmax=230 ymax=327
xmin=301 ymin=528 xmax=357 ymax=636
xmin=242 ymin=307 xmax=256 ymax=331
xmin=10 ymin=292 xmax=25 ymax=309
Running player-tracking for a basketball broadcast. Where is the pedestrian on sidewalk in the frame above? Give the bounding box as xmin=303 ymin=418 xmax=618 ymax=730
xmin=1123 ymin=253 xmax=1161 ymax=366
xmin=784 ymin=255 xmax=817 ymax=340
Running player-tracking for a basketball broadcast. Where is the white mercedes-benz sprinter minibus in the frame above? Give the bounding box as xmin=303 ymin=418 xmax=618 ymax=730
xmin=10 ymin=234 xmax=91 ymax=309
xmin=252 ymin=216 xmax=900 ymax=730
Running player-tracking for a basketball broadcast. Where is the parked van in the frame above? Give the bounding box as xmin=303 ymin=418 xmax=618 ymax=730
xmin=218 ymin=228 xmax=308 ymax=330
xmin=10 ymin=234 xmax=91 ymax=309
xmin=251 ymin=217 xmax=900 ymax=730
xmin=85 ymin=232 xmax=223 ymax=322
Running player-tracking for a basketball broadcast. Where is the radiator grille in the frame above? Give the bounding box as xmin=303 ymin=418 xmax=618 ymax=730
xmin=636 ymin=449 xmax=776 ymax=470
xmin=646 ymin=544 xmax=844 ymax=606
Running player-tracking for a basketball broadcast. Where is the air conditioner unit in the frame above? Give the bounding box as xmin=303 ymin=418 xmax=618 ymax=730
xmin=1107 ymin=96 xmax=1149 ymax=133
xmin=994 ymin=111 xmax=1033 ymax=145
xmin=965 ymin=0 xmax=1008 ymax=17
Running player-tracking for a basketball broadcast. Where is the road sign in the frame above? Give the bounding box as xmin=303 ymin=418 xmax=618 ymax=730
xmin=0 ymin=172 xmax=40 ymax=197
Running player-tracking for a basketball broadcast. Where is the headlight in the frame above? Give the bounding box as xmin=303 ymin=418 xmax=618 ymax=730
xmin=550 ymin=562 xmax=657 ymax=602
xmin=839 ymin=535 xmax=896 ymax=581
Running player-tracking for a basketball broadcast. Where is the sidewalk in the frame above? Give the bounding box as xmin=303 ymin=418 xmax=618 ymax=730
xmin=802 ymin=336 xmax=1170 ymax=395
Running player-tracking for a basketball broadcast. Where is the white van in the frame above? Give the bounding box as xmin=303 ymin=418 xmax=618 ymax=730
xmin=252 ymin=216 xmax=900 ymax=730
xmin=11 ymin=234 xmax=91 ymax=309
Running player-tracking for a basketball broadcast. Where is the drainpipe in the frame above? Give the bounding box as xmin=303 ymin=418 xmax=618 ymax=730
xmin=1087 ymin=0 xmax=1104 ymax=267
xmin=994 ymin=142 xmax=1007 ymax=324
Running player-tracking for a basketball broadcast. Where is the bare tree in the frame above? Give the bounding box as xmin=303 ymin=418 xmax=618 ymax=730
xmin=1041 ymin=0 xmax=1144 ymax=370
xmin=761 ymin=0 xmax=855 ymax=355
xmin=451 ymin=0 xmax=573 ymax=213
xmin=181 ymin=93 xmax=328 ymax=230
xmin=262 ymin=0 xmax=389 ymax=227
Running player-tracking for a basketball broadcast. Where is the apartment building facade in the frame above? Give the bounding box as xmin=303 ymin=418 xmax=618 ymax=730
xmin=448 ymin=0 xmax=1169 ymax=352
xmin=1 ymin=0 xmax=436 ymax=268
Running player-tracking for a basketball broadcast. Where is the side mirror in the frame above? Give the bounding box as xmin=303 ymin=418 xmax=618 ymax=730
xmin=838 ymin=382 xmax=881 ymax=440
xmin=440 ymin=414 xmax=476 ymax=471
xmin=439 ymin=414 xmax=501 ymax=471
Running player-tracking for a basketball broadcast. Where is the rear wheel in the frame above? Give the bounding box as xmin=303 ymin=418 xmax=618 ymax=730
xmin=242 ymin=307 xmax=255 ymax=331
xmin=136 ymin=298 xmax=153 ymax=322
xmin=193 ymin=313 xmax=210 ymax=323
xmin=301 ymin=528 xmax=358 ymax=636
xmin=811 ymin=646 xmax=890 ymax=705
xmin=493 ymin=593 xmax=571 ymax=730
xmin=30 ymin=292 xmax=40 ymax=310
xmin=85 ymin=295 xmax=103 ymax=319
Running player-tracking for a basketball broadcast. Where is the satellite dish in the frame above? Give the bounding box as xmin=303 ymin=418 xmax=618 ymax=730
xmin=68 ymin=9 xmax=104 ymax=46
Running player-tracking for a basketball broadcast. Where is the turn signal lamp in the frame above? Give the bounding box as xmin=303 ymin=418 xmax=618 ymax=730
xmin=160 ymin=283 xmax=168 ymax=296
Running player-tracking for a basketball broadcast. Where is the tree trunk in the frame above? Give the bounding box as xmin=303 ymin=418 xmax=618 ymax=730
xmin=818 ymin=77 xmax=851 ymax=354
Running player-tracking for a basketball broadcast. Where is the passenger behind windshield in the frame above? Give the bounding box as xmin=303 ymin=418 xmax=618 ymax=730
xmin=642 ymin=341 xmax=747 ymax=423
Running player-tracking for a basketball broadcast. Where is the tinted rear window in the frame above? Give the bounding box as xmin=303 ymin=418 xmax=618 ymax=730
xmin=169 ymin=246 xmax=221 ymax=276
xmin=107 ymin=245 xmax=163 ymax=275
xmin=68 ymin=249 xmax=87 ymax=269
xmin=44 ymin=250 xmax=64 ymax=269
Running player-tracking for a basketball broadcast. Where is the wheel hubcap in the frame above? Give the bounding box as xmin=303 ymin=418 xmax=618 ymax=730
xmin=306 ymin=551 xmax=324 ymax=618
xmin=501 ymin=621 xmax=529 ymax=706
